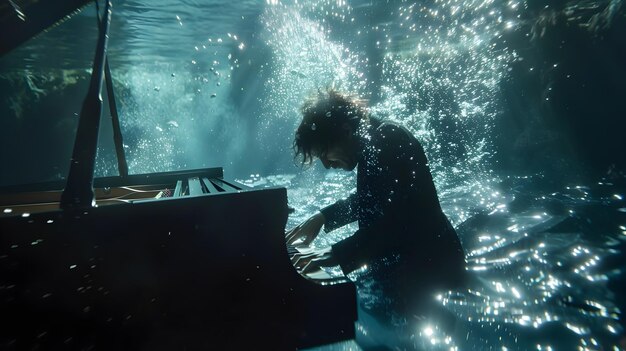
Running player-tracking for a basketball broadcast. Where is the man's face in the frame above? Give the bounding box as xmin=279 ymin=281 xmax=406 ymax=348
xmin=315 ymin=143 xmax=358 ymax=171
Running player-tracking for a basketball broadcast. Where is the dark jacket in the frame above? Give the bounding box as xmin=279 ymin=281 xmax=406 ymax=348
xmin=320 ymin=118 xmax=465 ymax=281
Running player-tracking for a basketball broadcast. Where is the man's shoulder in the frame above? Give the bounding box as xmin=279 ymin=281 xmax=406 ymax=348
xmin=373 ymin=120 xmax=417 ymax=144
xmin=376 ymin=121 xmax=405 ymax=133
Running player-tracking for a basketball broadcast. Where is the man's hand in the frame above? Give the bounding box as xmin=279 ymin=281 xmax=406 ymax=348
xmin=285 ymin=211 xmax=326 ymax=246
xmin=301 ymin=250 xmax=338 ymax=275
xmin=291 ymin=247 xmax=330 ymax=270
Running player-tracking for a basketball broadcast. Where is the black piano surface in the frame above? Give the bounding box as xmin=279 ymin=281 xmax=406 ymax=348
xmin=0 ymin=168 xmax=357 ymax=350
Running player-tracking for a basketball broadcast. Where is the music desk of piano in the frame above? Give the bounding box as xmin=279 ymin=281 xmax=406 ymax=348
xmin=0 ymin=168 xmax=357 ymax=349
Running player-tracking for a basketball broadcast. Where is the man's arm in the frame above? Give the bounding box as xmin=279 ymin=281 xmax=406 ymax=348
xmin=330 ymin=224 xmax=403 ymax=274
xmin=329 ymin=123 xmax=419 ymax=274
xmin=285 ymin=192 xmax=358 ymax=246
xmin=319 ymin=192 xmax=359 ymax=232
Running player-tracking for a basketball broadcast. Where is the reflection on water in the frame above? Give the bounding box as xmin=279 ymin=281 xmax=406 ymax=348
xmin=242 ymin=172 xmax=626 ymax=350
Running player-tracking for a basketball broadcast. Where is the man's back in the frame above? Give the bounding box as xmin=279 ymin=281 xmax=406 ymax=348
xmin=325 ymin=118 xmax=465 ymax=282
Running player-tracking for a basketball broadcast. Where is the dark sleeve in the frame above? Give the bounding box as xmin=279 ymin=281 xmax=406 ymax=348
xmin=319 ymin=192 xmax=358 ymax=232
xmin=331 ymin=224 xmax=403 ymax=274
xmin=330 ymin=124 xmax=418 ymax=274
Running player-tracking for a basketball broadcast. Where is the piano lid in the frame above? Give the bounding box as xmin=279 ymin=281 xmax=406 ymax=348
xmin=0 ymin=0 xmax=92 ymax=57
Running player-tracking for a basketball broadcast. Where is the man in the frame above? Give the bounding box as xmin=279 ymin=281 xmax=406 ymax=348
xmin=286 ymin=90 xmax=465 ymax=308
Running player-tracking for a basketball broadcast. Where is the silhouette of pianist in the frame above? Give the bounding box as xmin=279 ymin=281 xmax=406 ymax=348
xmin=286 ymin=89 xmax=466 ymax=314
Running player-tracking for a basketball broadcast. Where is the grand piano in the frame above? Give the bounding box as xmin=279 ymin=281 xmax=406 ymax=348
xmin=0 ymin=1 xmax=357 ymax=349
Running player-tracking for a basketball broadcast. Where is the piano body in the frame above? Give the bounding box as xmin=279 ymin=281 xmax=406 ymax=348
xmin=0 ymin=1 xmax=357 ymax=349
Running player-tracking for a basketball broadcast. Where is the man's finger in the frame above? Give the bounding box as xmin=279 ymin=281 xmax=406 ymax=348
xmin=287 ymin=234 xmax=302 ymax=245
xmin=294 ymin=254 xmax=314 ymax=268
xmin=290 ymin=253 xmax=303 ymax=264
xmin=285 ymin=230 xmax=300 ymax=244
xmin=292 ymin=254 xmax=302 ymax=265
xmin=302 ymin=259 xmax=321 ymax=275
xmin=301 ymin=260 xmax=312 ymax=274
xmin=285 ymin=227 xmax=298 ymax=241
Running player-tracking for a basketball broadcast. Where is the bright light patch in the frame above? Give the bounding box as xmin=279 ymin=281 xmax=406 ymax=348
xmin=565 ymin=323 xmax=588 ymax=335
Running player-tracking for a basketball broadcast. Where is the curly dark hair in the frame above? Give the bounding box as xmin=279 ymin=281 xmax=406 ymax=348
xmin=293 ymin=89 xmax=369 ymax=166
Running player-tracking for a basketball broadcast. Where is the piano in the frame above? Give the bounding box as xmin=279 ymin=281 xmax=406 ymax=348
xmin=0 ymin=1 xmax=357 ymax=349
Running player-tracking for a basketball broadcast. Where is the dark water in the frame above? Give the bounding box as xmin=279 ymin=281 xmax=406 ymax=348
xmin=1 ymin=0 xmax=625 ymax=349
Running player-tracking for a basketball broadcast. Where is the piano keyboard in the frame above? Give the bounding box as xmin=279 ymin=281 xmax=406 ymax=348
xmin=287 ymin=243 xmax=341 ymax=281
